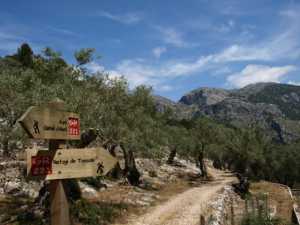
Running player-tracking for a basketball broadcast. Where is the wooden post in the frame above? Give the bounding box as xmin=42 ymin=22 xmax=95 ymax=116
xmin=251 ymin=197 xmax=255 ymax=215
xmin=230 ymin=197 xmax=235 ymax=225
xmin=49 ymin=140 xmax=70 ymax=225
xmin=264 ymin=194 xmax=269 ymax=217
xmin=200 ymin=215 xmax=205 ymax=225
xmin=19 ymin=101 xmax=115 ymax=224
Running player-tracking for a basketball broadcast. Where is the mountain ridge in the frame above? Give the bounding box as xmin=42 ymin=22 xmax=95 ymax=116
xmin=155 ymin=82 xmax=300 ymax=143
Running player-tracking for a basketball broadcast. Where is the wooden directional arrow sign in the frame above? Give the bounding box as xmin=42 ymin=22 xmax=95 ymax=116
xmin=18 ymin=105 xmax=80 ymax=140
xmin=26 ymin=147 xmax=118 ymax=180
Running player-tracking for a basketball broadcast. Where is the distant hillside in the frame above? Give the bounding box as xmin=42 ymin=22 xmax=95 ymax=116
xmin=246 ymin=83 xmax=300 ymax=120
xmin=155 ymin=82 xmax=300 ymax=143
xmin=153 ymin=95 xmax=197 ymax=120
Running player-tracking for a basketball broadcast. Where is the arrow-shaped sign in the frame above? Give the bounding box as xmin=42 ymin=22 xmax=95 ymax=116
xmin=18 ymin=105 xmax=80 ymax=140
xmin=27 ymin=147 xmax=118 ymax=180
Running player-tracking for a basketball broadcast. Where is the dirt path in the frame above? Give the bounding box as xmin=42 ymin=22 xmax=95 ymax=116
xmin=115 ymin=168 xmax=236 ymax=225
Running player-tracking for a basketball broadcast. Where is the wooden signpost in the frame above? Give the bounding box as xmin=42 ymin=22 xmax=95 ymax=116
xmin=18 ymin=100 xmax=118 ymax=225
xmin=18 ymin=105 xmax=80 ymax=140
xmin=26 ymin=147 xmax=117 ymax=180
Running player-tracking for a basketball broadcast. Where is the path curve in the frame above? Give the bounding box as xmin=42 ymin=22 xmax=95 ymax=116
xmin=115 ymin=168 xmax=235 ymax=225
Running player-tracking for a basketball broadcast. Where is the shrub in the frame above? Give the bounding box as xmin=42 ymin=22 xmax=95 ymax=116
xmin=70 ymin=199 xmax=127 ymax=225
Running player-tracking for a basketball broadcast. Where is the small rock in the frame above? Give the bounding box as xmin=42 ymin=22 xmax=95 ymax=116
xmin=168 ymin=175 xmax=178 ymax=182
xmin=99 ymin=187 xmax=107 ymax=192
xmin=23 ymin=187 xmax=39 ymax=199
xmin=136 ymin=199 xmax=151 ymax=206
xmin=33 ymin=209 xmax=44 ymax=218
xmin=4 ymin=181 xmax=21 ymax=194
xmin=20 ymin=205 xmax=28 ymax=210
xmin=79 ymin=182 xmax=98 ymax=199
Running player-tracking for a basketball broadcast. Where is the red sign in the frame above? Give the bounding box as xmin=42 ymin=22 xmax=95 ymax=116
xmin=31 ymin=156 xmax=52 ymax=176
xmin=68 ymin=117 xmax=80 ymax=136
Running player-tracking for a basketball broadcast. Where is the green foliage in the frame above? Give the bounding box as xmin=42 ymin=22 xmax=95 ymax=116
xmin=266 ymin=142 xmax=300 ymax=186
xmin=240 ymin=193 xmax=285 ymax=225
xmin=1 ymin=43 xmax=300 ymax=187
xmin=0 ymin=44 xmax=167 ymax=159
xmin=0 ymin=197 xmax=44 ymax=225
xmin=15 ymin=212 xmax=44 ymax=225
xmin=74 ymin=48 xmax=95 ymax=66
xmin=42 ymin=47 xmax=62 ymax=59
xmin=248 ymin=84 xmax=300 ymax=120
xmin=16 ymin=43 xmax=34 ymax=67
xmin=65 ymin=180 xmax=82 ymax=201
xmin=70 ymin=199 xmax=127 ymax=225
xmin=240 ymin=214 xmax=281 ymax=225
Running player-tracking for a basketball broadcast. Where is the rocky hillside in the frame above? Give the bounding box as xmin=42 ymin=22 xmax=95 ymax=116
xmin=156 ymin=82 xmax=300 ymax=143
xmin=153 ymin=95 xmax=196 ymax=120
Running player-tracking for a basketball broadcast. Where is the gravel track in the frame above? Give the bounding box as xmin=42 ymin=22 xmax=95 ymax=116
xmin=115 ymin=168 xmax=235 ymax=225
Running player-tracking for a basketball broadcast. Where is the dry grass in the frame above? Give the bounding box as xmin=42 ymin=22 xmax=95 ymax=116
xmin=0 ymin=195 xmax=44 ymax=225
xmin=250 ymin=181 xmax=294 ymax=223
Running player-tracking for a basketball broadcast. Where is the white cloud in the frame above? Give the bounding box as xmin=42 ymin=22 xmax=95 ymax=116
xmin=157 ymin=27 xmax=188 ymax=48
xmin=215 ymin=19 xmax=236 ymax=33
xmin=152 ymin=46 xmax=166 ymax=58
xmin=160 ymin=85 xmax=173 ymax=92
xmin=87 ymin=4 xmax=300 ymax=91
xmin=86 ymin=55 xmax=215 ymax=90
xmin=288 ymin=81 xmax=300 ymax=86
xmin=87 ymin=28 xmax=299 ymax=89
xmin=227 ymin=65 xmax=297 ymax=88
xmin=199 ymin=5 xmax=300 ymax=62
xmin=48 ymin=27 xmax=78 ymax=37
xmin=161 ymin=55 xmax=214 ymax=76
xmin=86 ymin=60 xmax=159 ymax=88
xmin=211 ymin=24 xmax=300 ymax=62
xmin=214 ymin=45 xmax=271 ymax=62
xmin=97 ymin=11 xmax=142 ymax=25
xmin=213 ymin=23 xmax=300 ymax=62
xmin=110 ymin=59 xmax=161 ymax=88
xmin=212 ymin=67 xmax=232 ymax=76
xmin=86 ymin=62 xmax=105 ymax=73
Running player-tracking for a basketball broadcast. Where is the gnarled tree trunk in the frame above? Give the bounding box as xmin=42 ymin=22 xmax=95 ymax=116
xmin=79 ymin=129 xmax=98 ymax=148
xmin=167 ymin=146 xmax=177 ymax=164
xmin=197 ymin=147 xmax=207 ymax=178
xmin=106 ymin=144 xmax=123 ymax=179
xmin=121 ymin=144 xmax=140 ymax=186
xmin=213 ymin=158 xmax=222 ymax=170
xmin=2 ymin=138 xmax=9 ymax=156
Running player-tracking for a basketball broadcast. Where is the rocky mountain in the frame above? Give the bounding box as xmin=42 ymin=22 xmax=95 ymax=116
xmin=179 ymin=87 xmax=230 ymax=107
xmin=156 ymin=82 xmax=300 ymax=143
xmin=153 ymin=95 xmax=197 ymax=120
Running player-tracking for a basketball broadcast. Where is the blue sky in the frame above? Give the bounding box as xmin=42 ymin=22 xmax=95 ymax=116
xmin=1 ymin=0 xmax=300 ymax=100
